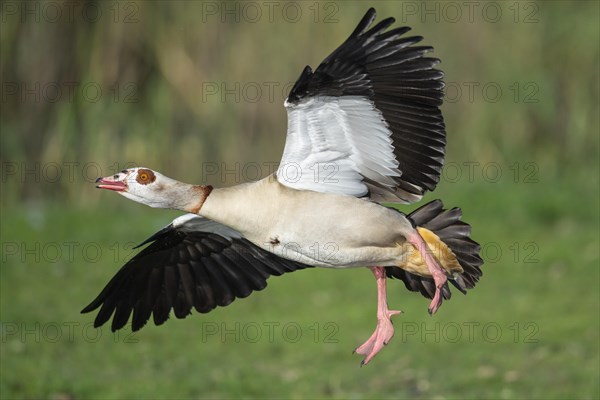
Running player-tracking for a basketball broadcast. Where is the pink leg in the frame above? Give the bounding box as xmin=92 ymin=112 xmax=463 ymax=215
xmin=354 ymin=267 xmax=401 ymax=366
xmin=407 ymin=231 xmax=448 ymax=315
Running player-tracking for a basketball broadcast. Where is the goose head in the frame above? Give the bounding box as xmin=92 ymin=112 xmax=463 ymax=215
xmin=96 ymin=167 xmax=212 ymax=213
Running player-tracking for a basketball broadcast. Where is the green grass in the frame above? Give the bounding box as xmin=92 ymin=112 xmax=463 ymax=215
xmin=1 ymin=168 xmax=598 ymax=399
xmin=1 ymin=1 xmax=599 ymax=398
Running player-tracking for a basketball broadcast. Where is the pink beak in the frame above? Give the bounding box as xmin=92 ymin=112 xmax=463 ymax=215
xmin=96 ymin=175 xmax=128 ymax=192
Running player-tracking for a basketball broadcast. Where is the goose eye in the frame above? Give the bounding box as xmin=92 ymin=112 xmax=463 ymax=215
xmin=136 ymin=169 xmax=155 ymax=185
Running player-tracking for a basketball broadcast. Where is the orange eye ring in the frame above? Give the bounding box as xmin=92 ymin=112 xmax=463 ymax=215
xmin=136 ymin=169 xmax=155 ymax=185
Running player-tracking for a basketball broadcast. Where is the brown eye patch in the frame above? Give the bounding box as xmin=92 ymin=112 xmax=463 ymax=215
xmin=136 ymin=169 xmax=156 ymax=185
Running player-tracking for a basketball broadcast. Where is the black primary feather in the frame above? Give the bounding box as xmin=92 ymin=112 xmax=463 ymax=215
xmin=287 ymin=8 xmax=446 ymax=200
xmin=81 ymin=225 xmax=312 ymax=332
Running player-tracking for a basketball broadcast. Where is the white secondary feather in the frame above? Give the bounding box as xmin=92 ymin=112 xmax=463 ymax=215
xmin=277 ymin=96 xmax=401 ymax=197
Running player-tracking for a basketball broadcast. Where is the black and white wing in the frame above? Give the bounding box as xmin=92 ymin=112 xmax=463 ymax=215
xmin=81 ymin=214 xmax=312 ymax=332
xmin=276 ymin=8 xmax=446 ymax=204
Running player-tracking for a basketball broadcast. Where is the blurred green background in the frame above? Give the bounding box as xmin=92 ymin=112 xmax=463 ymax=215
xmin=1 ymin=1 xmax=598 ymax=399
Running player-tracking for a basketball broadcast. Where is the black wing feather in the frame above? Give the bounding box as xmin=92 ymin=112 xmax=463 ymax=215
xmin=82 ymin=223 xmax=312 ymax=332
xmin=287 ymin=8 xmax=445 ymax=201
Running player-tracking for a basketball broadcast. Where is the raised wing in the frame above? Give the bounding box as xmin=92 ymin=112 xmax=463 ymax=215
xmin=81 ymin=214 xmax=312 ymax=332
xmin=276 ymin=8 xmax=446 ymax=204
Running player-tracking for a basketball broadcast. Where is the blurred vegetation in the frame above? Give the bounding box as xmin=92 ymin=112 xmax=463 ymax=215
xmin=1 ymin=1 xmax=598 ymax=399
xmin=1 ymin=1 xmax=598 ymax=203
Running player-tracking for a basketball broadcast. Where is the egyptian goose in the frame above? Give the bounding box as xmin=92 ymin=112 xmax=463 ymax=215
xmin=83 ymin=8 xmax=483 ymax=365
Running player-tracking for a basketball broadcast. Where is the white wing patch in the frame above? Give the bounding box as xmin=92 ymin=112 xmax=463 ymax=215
xmin=277 ymin=96 xmax=401 ymax=197
xmin=172 ymin=214 xmax=243 ymax=239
